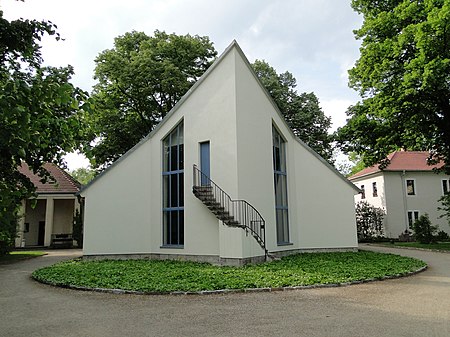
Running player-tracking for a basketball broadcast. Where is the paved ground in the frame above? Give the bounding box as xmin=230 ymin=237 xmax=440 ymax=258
xmin=1 ymin=246 xmax=449 ymax=337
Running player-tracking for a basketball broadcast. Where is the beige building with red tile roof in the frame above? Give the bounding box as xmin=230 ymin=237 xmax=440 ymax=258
xmin=349 ymin=151 xmax=450 ymax=238
xmin=16 ymin=163 xmax=81 ymax=248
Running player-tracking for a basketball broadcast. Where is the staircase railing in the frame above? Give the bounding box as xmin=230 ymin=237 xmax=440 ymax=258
xmin=192 ymin=164 xmax=267 ymax=260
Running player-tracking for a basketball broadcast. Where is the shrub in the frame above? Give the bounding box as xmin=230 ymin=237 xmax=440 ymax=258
xmin=412 ymin=214 xmax=438 ymax=244
xmin=355 ymin=201 xmax=385 ymax=242
xmin=398 ymin=230 xmax=414 ymax=242
xmin=435 ymin=230 xmax=450 ymax=242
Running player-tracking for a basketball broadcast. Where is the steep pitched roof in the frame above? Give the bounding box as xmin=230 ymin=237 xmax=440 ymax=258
xmin=82 ymin=40 xmax=358 ymax=193
xmin=19 ymin=163 xmax=81 ymax=194
xmin=349 ymin=151 xmax=444 ymax=180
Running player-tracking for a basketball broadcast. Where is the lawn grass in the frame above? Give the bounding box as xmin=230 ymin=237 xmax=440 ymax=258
xmin=32 ymin=251 xmax=426 ymax=293
xmin=382 ymin=241 xmax=450 ymax=251
xmin=0 ymin=251 xmax=46 ymax=264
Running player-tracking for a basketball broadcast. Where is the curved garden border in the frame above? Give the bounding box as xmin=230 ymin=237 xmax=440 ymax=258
xmin=32 ymin=264 xmax=427 ymax=296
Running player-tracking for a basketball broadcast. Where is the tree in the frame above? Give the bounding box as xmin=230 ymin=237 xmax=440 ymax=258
xmin=355 ymin=201 xmax=385 ymax=241
xmin=412 ymin=213 xmax=438 ymax=244
xmin=0 ymin=10 xmax=90 ymax=254
xmin=83 ymin=30 xmax=217 ymax=170
xmin=70 ymin=167 xmax=96 ymax=186
xmin=438 ymin=193 xmax=450 ymax=226
xmin=337 ymin=0 xmax=450 ymax=173
xmin=252 ymin=60 xmax=334 ymax=162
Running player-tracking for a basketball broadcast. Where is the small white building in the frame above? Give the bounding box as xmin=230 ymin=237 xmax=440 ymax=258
xmin=349 ymin=151 xmax=450 ymax=238
xmin=81 ymin=41 xmax=358 ymax=265
xmin=16 ymin=163 xmax=81 ymax=248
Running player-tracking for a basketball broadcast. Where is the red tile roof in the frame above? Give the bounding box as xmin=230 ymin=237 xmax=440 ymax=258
xmin=349 ymin=151 xmax=444 ymax=180
xmin=18 ymin=163 xmax=81 ymax=194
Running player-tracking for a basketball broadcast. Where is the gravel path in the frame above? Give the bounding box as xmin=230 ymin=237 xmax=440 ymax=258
xmin=1 ymin=246 xmax=449 ymax=337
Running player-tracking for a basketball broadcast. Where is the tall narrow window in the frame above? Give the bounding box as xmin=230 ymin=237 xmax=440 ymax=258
xmin=360 ymin=185 xmax=365 ymax=199
xmin=372 ymin=182 xmax=378 ymax=197
xmin=407 ymin=210 xmax=420 ymax=229
xmin=442 ymin=179 xmax=450 ymax=195
xmin=406 ymin=179 xmax=416 ymax=196
xmin=272 ymin=126 xmax=289 ymax=244
xmin=162 ymin=122 xmax=184 ymax=246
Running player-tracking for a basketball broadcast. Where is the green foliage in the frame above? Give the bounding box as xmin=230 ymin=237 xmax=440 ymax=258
xmin=252 ymin=60 xmax=334 ymax=163
xmin=337 ymin=0 xmax=450 ymax=173
xmin=435 ymin=230 xmax=450 ymax=242
xmin=393 ymin=241 xmax=450 ymax=250
xmin=32 ymin=251 xmax=425 ymax=293
xmin=355 ymin=201 xmax=386 ymax=241
xmin=0 ymin=251 xmax=45 ymax=264
xmin=70 ymin=167 xmax=96 ymax=185
xmin=83 ymin=30 xmax=217 ymax=170
xmin=0 ymin=9 xmax=91 ymax=251
xmin=438 ymin=193 xmax=450 ymax=225
xmin=412 ymin=213 xmax=438 ymax=244
xmin=72 ymin=208 xmax=83 ymax=248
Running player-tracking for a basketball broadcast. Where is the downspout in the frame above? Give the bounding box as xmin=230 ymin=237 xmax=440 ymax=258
xmin=400 ymin=170 xmax=408 ymax=231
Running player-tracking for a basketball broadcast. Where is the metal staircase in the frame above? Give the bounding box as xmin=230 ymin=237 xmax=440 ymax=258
xmin=192 ymin=165 xmax=269 ymax=260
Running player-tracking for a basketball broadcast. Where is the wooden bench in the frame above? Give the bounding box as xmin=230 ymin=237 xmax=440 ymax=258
xmin=51 ymin=234 xmax=74 ymax=248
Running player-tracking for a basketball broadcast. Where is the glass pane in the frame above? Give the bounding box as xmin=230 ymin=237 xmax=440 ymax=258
xmin=179 ymin=174 xmax=184 ymax=207
xmin=170 ymin=174 xmax=178 ymax=207
xmin=163 ymin=211 xmax=170 ymax=244
xmin=170 ymin=211 xmax=179 ymax=245
xmin=163 ymin=175 xmax=169 ymax=208
xmin=280 ymin=143 xmax=286 ymax=172
xmin=179 ymin=144 xmax=184 ymax=170
xmin=179 ymin=210 xmax=184 ymax=245
xmin=281 ymin=175 xmax=288 ymax=206
xmin=406 ymin=180 xmax=415 ymax=195
xmin=170 ymin=146 xmax=178 ymax=171
xmin=443 ymin=180 xmax=448 ymax=194
xmin=276 ymin=209 xmax=283 ymax=243
xmin=163 ymin=141 xmax=170 ymax=172
xmin=282 ymin=210 xmax=289 ymax=242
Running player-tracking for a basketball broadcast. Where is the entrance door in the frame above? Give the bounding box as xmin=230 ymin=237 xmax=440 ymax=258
xmin=200 ymin=141 xmax=210 ymax=186
xmin=38 ymin=221 xmax=45 ymax=246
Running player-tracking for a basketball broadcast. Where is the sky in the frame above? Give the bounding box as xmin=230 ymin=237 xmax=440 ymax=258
xmin=2 ymin=0 xmax=363 ymax=170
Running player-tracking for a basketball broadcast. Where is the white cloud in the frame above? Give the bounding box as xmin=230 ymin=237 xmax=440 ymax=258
xmin=2 ymin=0 xmax=364 ymax=168
xmin=321 ymin=99 xmax=357 ymax=132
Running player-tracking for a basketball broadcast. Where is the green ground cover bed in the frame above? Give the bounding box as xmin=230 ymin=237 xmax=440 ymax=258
xmin=384 ymin=242 xmax=450 ymax=251
xmin=32 ymin=251 xmax=426 ymax=293
xmin=0 ymin=251 xmax=46 ymax=264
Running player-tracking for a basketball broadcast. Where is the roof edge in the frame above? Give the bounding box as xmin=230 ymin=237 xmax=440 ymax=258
xmin=231 ymin=43 xmax=360 ymax=193
xmin=81 ymin=41 xmax=240 ymax=194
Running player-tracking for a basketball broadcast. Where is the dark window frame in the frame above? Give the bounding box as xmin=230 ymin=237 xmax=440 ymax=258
xmin=272 ymin=125 xmax=290 ymax=245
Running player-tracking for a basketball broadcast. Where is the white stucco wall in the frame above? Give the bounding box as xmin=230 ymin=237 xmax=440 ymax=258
xmin=23 ymin=199 xmax=46 ymax=246
xmin=234 ymin=48 xmax=358 ymax=254
xmin=52 ymin=199 xmax=75 ymax=234
xmin=82 ymin=43 xmax=358 ymax=260
xmin=351 ymin=171 xmax=450 ymax=238
xmin=384 ymin=171 xmax=450 ymax=237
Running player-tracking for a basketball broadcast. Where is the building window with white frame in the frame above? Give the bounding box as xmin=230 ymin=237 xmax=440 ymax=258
xmin=360 ymin=185 xmax=365 ymax=199
xmin=372 ymin=182 xmax=378 ymax=197
xmin=406 ymin=179 xmax=416 ymax=196
xmin=407 ymin=210 xmax=420 ymax=229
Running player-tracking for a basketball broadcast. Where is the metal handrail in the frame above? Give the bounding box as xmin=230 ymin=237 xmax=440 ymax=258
xmin=193 ymin=164 xmax=267 ymax=259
